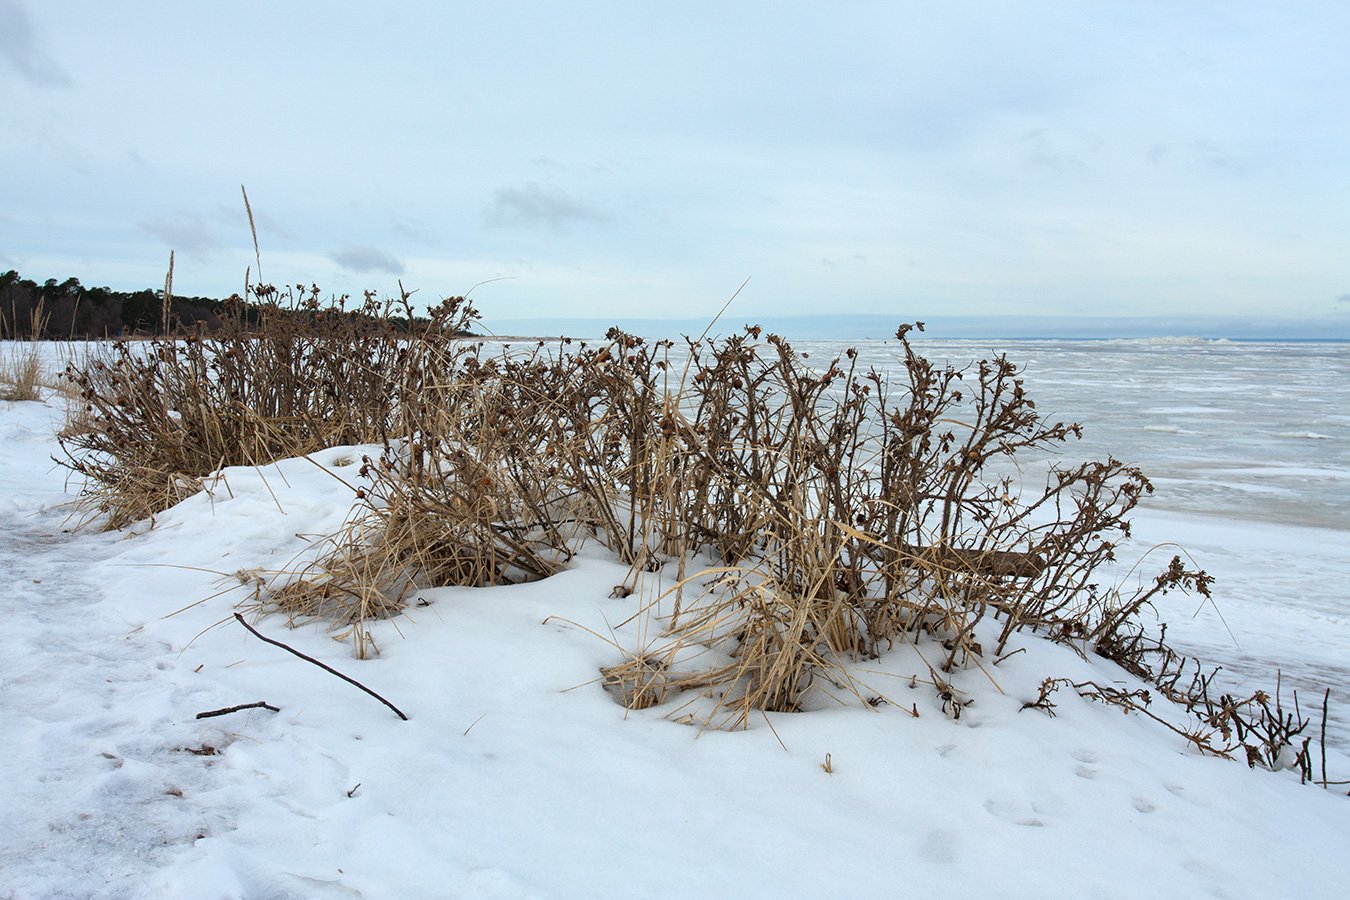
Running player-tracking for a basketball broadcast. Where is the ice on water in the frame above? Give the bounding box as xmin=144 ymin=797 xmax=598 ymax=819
xmin=804 ymin=338 xmax=1350 ymax=530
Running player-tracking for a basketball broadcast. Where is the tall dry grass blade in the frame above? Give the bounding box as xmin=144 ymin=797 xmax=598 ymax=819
xmin=162 ymin=250 xmax=173 ymax=334
xmin=242 ymin=183 xmax=262 ymax=284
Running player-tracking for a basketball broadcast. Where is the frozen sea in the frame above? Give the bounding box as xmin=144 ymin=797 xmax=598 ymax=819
xmin=893 ymin=338 xmax=1350 ymax=531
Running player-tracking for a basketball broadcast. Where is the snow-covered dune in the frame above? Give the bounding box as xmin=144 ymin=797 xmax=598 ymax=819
xmin=2 ymin=341 xmax=1347 ymax=899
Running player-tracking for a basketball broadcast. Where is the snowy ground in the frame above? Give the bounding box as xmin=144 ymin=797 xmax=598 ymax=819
xmin=3 ymin=361 xmax=1348 ymax=898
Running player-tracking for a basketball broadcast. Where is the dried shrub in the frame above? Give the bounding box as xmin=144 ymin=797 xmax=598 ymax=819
xmin=61 ymin=280 xmax=1341 ymax=783
xmin=562 ymin=324 xmax=1209 ymax=724
xmin=278 ymin=321 xmax=1217 ymax=732
xmin=56 ymin=284 xmax=444 ymax=528
xmin=1024 ymin=659 xmax=1329 ymax=785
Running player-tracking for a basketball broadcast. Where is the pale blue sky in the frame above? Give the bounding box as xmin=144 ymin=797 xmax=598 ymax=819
xmin=3 ymin=1 xmax=1348 ymax=324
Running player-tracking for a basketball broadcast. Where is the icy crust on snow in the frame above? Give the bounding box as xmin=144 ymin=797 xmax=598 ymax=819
xmin=3 ymin=394 xmax=1349 ymax=899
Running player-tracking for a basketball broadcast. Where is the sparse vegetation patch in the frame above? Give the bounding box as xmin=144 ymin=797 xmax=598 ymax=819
xmin=54 ymin=284 xmax=1341 ymax=786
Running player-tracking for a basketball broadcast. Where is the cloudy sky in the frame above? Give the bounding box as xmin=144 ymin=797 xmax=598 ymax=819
xmin=3 ymin=1 xmax=1349 ymax=324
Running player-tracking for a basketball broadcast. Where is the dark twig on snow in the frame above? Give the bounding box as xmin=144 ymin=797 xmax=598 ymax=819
xmin=1321 ymin=688 xmax=1330 ymax=789
xmin=196 ymin=701 xmax=280 ymax=719
xmin=233 ymin=613 xmax=408 ymax=721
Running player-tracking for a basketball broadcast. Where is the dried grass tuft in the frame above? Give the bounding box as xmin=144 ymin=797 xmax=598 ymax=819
xmin=0 ymin=343 xmax=45 ymax=402
xmin=57 ymin=284 xmax=442 ymax=529
xmin=1 ymin=298 xmax=50 ymax=402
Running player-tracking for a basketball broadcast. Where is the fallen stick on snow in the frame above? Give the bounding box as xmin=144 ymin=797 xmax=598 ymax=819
xmin=196 ymin=701 xmax=280 ymax=719
xmin=233 ymin=613 xmax=409 ymax=721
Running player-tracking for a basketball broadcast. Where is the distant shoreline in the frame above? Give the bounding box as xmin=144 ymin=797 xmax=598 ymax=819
xmin=477 ymin=313 xmax=1350 ymax=343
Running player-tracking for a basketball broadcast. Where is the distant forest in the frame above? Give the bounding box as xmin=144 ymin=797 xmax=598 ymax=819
xmin=0 ymin=270 xmax=436 ymax=339
xmin=1 ymin=270 xmax=234 ymax=339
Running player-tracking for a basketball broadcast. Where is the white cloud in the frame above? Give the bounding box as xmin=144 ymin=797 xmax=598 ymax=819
xmin=140 ymin=211 xmax=222 ymax=257
xmin=483 ymin=182 xmax=613 ymax=232
xmin=1016 ymin=127 xmax=1102 ymax=173
xmin=329 ymin=245 xmax=405 ymax=276
xmin=0 ymin=1 xmax=70 ymax=87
